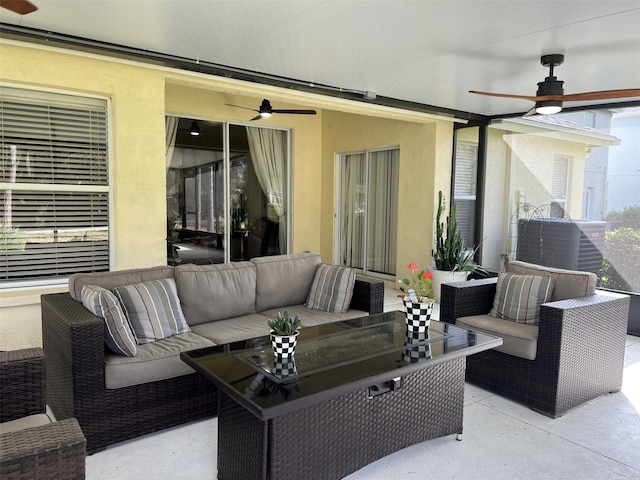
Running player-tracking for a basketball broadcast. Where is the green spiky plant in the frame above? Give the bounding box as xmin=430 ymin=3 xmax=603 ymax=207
xmin=267 ymin=311 xmax=301 ymax=336
xmin=0 ymin=224 xmax=26 ymax=251
xmin=432 ymin=191 xmax=486 ymax=273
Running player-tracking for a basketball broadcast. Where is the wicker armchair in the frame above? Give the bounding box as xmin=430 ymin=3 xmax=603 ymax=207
xmin=440 ymin=263 xmax=630 ymax=418
xmin=0 ymin=348 xmax=86 ymax=479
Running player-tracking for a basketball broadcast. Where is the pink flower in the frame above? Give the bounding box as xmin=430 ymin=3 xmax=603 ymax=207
xmin=422 ymin=270 xmax=434 ymax=281
xmin=398 ymin=263 xmax=434 ymax=301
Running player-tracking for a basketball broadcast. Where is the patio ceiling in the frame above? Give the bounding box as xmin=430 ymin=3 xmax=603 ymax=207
xmin=1 ymin=0 xmax=640 ymax=118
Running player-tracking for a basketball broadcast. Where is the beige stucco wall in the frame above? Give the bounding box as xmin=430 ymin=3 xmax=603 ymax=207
xmin=0 ymin=42 xmax=168 ymax=349
xmin=320 ymin=111 xmax=453 ymax=279
xmin=0 ymin=40 xmax=457 ymax=350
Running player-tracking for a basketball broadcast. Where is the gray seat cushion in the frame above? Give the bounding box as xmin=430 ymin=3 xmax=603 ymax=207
xmin=261 ymin=305 xmax=368 ymax=328
xmin=104 ymin=332 xmax=214 ymax=389
xmin=0 ymin=414 xmax=52 ymax=434
xmin=457 ymin=314 xmax=539 ymax=360
xmin=507 ymin=260 xmax=596 ymax=301
xmin=190 ymin=306 xmax=369 ymax=344
xmin=174 ymin=261 xmax=257 ymax=325
xmin=68 ymin=265 xmax=174 ymax=301
xmin=190 ymin=313 xmax=274 ymax=345
xmin=252 ymin=252 xmax=321 ymax=312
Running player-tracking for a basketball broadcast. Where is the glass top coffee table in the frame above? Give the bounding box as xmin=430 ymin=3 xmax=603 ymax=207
xmin=181 ymin=311 xmax=502 ymax=480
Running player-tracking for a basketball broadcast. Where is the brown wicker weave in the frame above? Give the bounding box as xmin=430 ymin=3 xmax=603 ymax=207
xmin=41 ymin=276 xmax=383 ymax=454
xmin=440 ymin=280 xmax=630 ymax=418
xmin=0 ymin=348 xmax=46 ymax=423
xmin=217 ymin=358 xmax=465 ymax=480
xmin=0 ymin=349 xmax=86 ymax=480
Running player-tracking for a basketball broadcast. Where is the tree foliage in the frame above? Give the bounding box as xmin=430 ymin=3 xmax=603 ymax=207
xmin=600 ymin=227 xmax=640 ymax=292
xmin=605 ymin=206 xmax=640 ymax=231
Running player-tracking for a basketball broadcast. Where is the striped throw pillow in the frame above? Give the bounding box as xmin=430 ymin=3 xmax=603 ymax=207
xmin=81 ymin=285 xmax=138 ymax=356
xmin=305 ymin=264 xmax=356 ymax=313
xmin=489 ymin=273 xmax=554 ymax=325
xmin=114 ymin=278 xmax=190 ymax=344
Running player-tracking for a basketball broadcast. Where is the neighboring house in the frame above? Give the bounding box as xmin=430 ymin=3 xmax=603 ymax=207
xmin=607 ymin=109 xmax=640 ymax=214
xmin=555 ymin=108 xmax=640 ymax=220
xmin=455 ymin=116 xmax=619 ymax=273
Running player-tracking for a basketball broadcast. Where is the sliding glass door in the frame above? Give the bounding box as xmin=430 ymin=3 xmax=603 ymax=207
xmin=337 ymin=148 xmax=399 ymax=276
xmin=166 ymin=117 xmax=290 ymax=264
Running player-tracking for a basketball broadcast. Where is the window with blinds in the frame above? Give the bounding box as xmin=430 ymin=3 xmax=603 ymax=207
xmin=0 ymin=87 xmax=110 ymax=287
xmin=551 ymin=155 xmax=569 ymax=218
xmin=453 ymin=140 xmax=478 ymax=247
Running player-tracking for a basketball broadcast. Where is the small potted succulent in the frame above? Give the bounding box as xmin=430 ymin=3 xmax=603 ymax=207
xmin=267 ymin=311 xmax=301 ymax=358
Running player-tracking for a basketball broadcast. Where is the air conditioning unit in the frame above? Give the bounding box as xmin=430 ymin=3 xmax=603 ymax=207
xmin=516 ymin=219 xmax=605 ymax=274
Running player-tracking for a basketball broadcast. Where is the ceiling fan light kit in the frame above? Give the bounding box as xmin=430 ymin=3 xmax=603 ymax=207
xmin=535 ymin=102 xmax=563 ymax=115
xmin=189 ymin=120 xmax=200 ymax=136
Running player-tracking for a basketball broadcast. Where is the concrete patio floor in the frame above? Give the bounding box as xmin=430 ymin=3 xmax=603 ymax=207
xmin=86 ymin=290 xmax=640 ymax=479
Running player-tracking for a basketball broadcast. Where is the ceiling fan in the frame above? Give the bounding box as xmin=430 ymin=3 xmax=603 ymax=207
xmin=470 ymin=54 xmax=640 ymax=115
xmin=0 ymin=0 xmax=38 ymax=14
xmin=225 ymin=99 xmax=316 ymax=121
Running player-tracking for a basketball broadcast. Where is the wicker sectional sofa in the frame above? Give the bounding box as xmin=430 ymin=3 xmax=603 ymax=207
xmin=41 ymin=252 xmax=384 ymax=453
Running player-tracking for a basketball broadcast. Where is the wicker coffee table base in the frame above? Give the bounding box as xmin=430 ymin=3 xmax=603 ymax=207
xmin=217 ymin=357 xmax=465 ymax=480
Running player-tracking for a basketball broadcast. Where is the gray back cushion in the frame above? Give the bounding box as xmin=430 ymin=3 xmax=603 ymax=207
xmin=68 ymin=266 xmax=174 ymax=301
xmin=506 ymin=260 xmax=596 ymax=301
xmin=252 ymin=252 xmax=322 ymax=311
xmin=174 ymin=262 xmax=257 ymax=325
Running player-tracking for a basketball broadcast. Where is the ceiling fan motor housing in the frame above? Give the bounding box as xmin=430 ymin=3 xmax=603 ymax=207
xmin=536 ymin=78 xmax=564 ymax=96
xmin=537 ymin=53 xmax=565 ymax=97
xmin=258 ymin=99 xmax=272 ymax=115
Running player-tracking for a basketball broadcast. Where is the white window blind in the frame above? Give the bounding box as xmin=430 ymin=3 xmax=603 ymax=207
xmin=454 ymin=141 xmax=478 ymax=247
xmin=551 ymin=155 xmax=569 ymax=218
xmin=0 ymin=87 xmax=110 ymax=287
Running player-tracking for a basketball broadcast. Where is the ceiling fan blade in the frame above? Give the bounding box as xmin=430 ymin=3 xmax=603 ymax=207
xmin=469 ymin=90 xmax=538 ymax=102
xmin=225 ymin=103 xmax=259 ymax=113
xmin=271 ymin=109 xmax=317 ymax=115
xmin=561 ymin=88 xmax=640 ymax=102
xmin=250 ymin=115 xmax=263 ymax=121
xmin=0 ymin=0 xmax=37 ymax=14
xmin=522 ymin=106 xmax=538 ymax=117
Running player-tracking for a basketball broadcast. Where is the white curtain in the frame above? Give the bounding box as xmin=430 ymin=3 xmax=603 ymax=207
xmin=246 ymin=126 xmax=287 ymax=252
xmin=367 ymin=149 xmax=398 ymax=275
xmin=165 ymin=116 xmax=178 ymax=171
xmin=341 ymin=153 xmax=366 ymax=269
xmin=165 ymin=116 xmax=180 ymax=221
xmin=340 ymin=149 xmax=398 ymax=275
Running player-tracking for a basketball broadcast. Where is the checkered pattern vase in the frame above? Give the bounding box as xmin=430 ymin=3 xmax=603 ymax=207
xmin=403 ymin=299 xmax=434 ymax=332
xmin=271 ymin=357 xmax=298 ymax=378
xmin=402 ymin=330 xmax=432 ymax=363
xmin=270 ymin=332 xmax=299 ymax=358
